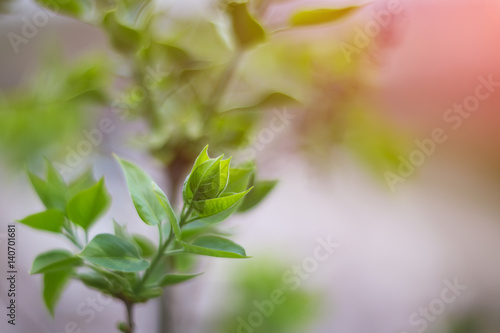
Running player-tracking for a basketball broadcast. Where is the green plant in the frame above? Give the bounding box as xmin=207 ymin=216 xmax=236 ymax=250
xmin=4 ymin=1 xmax=366 ymax=332
xmin=18 ymin=146 xmax=276 ymax=333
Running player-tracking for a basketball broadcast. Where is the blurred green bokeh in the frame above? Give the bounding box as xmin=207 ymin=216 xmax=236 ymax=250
xmin=0 ymin=52 xmax=110 ymax=169
xmin=215 ymin=259 xmax=322 ymax=333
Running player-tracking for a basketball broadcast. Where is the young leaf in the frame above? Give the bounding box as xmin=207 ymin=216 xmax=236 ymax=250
xmin=113 ymin=220 xmax=133 ymax=242
xmin=43 ymin=270 xmax=72 ymax=317
xmin=115 ymin=156 xmax=167 ymax=226
xmin=18 ymin=209 xmax=65 ymax=233
xmin=188 ymin=157 xmax=222 ymax=201
xmin=182 ymin=235 xmax=248 ymax=258
xmin=31 ymin=249 xmax=83 ymax=274
xmin=290 ymin=6 xmax=361 ymax=26
xmin=134 ymin=287 xmax=163 ymax=301
xmin=27 ymin=161 xmax=68 ymax=212
xmin=238 ymin=180 xmax=277 ymax=212
xmin=159 ymin=273 xmax=202 ymax=286
xmin=132 ymin=234 xmax=156 ymax=258
xmin=68 ymin=169 xmax=95 ymax=198
xmin=46 ymin=159 xmax=68 ymax=211
xmin=152 ymin=184 xmax=179 ymax=240
xmin=192 ymin=189 xmax=252 ymax=224
xmin=183 ymin=145 xmax=210 ymax=203
xmin=228 ymin=2 xmax=266 ymax=48
xmin=218 ymin=158 xmax=231 ymax=195
xmin=191 ymin=145 xmax=211 ymax=172
xmin=224 ymin=167 xmax=255 ymax=193
xmin=82 ymin=270 xmax=132 ymax=295
xmin=79 ymin=234 xmax=149 ymax=272
xmin=67 ymin=178 xmax=111 ymax=230
xmin=77 ymin=272 xmax=114 ymax=294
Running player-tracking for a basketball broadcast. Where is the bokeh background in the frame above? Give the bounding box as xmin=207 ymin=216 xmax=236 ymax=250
xmin=2 ymin=0 xmax=500 ymax=332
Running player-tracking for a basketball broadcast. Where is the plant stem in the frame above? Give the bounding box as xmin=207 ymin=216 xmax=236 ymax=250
xmin=125 ymin=301 xmax=135 ymax=333
xmin=158 ymin=223 xmax=163 ymax=248
xmin=63 ymin=231 xmax=83 ymax=250
xmin=135 ymin=205 xmax=193 ymax=293
xmin=135 ymin=236 xmax=171 ymax=293
xmin=179 ymin=205 xmax=194 ymax=227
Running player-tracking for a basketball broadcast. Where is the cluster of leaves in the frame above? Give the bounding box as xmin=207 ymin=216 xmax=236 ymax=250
xmin=18 ymin=146 xmax=276 ymax=330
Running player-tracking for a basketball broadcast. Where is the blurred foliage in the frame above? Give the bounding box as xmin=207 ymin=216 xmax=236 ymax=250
xmin=0 ymin=0 xmax=393 ymax=185
xmin=290 ymin=6 xmax=362 ymax=27
xmin=290 ymin=43 xmax=409 ymax=177
xmin=0 ymin=0 xmax=428 ymax=331
xmin=0 ymin=0 xmax=12 ymax=13
xmin=343 ymin=106 xmax=410 ymax=178
xmin=215 ymin=259 xmax=322 ymax=333
xmin=448 ymin=317 xmax=480 ymax=333
xmin=0 ymin=53 xmax=110 ymax=168
xmin=440 ymin=315 xmax=487 ymax=333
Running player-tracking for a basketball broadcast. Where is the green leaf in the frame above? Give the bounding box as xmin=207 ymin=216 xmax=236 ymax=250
xmin=218 ymin=158 xmax=231 ymax=195
xmin=147 ymin=256 xmax=169 ymax=286
xmin=182 ymin=235 xmax=248 ymax=258
xmin=67 ymin=178 xmax=111 ymax=230
xmin=28 ymin=160 xmax=68 ymax=212
xmin=290 ymin=6 xmax=361 ymax=26
xmin=77 ymin=272 xmax=114 ymax=293
xmin=80 ymin=269 xmax=132 ymax=295
xmin=188 ymin=157 xmax=222 ymax=202
xmin=34 ymin=0 xmax=87 ymax=17
xmin=79 ymin=234 xmax=149 ymax=272
xmin=43 ymin=270 xmax=72 ymax=317
xmin=115 ymin=156 xmax=167 ymax=226
xmin=228 ymin=2 xmax=266 ymax=48
xmin=152 ymin=183 xmax=179 ymax=240
xmin=192 ymin=189 xmax=252 ymax=224
xmin=159 ymin=273 xmax=202 ymax=286
xmin=181 ymin=221 xmax=217 ymax=241
xmin=135 ymin=287 xmax=163 ymax=301
xmin=18 ymin=209 xmax=65 ymax=233
xmin=132 ymin=234 xmax=156 ymax=258
xmin=113 ymin=220 xmax=133 ymax=242
xmin=224 ymin=167 xmax=255 ymax=193
xmin=31 ymin=249 xmax=82 ymax=274
xmin=192 ymin=145 xmax=211 ymax=172
xmin=68 ymin=169 xmax=95 ymax=198
xmin=182 ymin=145 xmax=210 ymax=203
xmin=238 ymin=180 xmax=277 ymax=212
